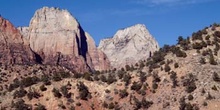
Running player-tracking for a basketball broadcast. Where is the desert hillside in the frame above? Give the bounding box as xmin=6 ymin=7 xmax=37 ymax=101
xmin=0 ymin=22 xmax=220 ymax=110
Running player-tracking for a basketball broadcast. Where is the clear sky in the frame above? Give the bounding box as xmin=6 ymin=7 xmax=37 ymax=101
xmin=0 ymin=0 xmax=220 ymax=47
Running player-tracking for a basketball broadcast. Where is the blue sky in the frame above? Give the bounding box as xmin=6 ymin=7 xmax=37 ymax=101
xmin=0 ymin=0 xmax=220 ymax=47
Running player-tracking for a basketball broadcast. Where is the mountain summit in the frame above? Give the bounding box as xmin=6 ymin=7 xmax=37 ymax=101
xmin=98 ymin=24 xmax=159 ymax=68
xmin=18 ymin=7 xmax=110 ymax=72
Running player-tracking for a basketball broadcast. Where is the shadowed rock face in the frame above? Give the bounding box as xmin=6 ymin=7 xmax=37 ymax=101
xmin=19 ymin=7 xmax=110 ymax=72
xmin=0 ymin=17 xmax=36 ymax=65
xmin=99 ymin=24 xmax=159 ymax=68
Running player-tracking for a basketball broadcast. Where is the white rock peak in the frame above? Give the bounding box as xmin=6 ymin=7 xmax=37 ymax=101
xmin=98 ymin=24 xmax=159 ymax=68
xmin=19 ymin=6 xmax=110 ymax=72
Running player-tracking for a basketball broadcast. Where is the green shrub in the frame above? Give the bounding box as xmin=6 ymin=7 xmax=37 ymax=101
xmin=119 ymin=89 xmax=128 ymax=98
xmin=201 ymin=88 xmax=206 ymax=94
xmin=192 ymin=31 xmax=203 ymax=41
xmin=152 ymin=73 xmax=160 ymax=89
xmin=153 ymin=73 xmax=161 ymax=83
xmin=170 ymin=71 xmax=178 ymax=88
xmin=34 ymin=103 xmax=46 ymax=110
xmin=139 ymin=71 xmax=147 ymax=82
xmin=209 ymin=53 xmax=217 ymax=65
xmin=213 ymin=72 xmax=220 ymax=82
xmin=214 ymin=43 xmax=220 ymax=55
xmin=114 ymin=103 xmax=121 ymax=110
xmin=183 ymin=74 xmax=197 ymax=93
xmin=52 ymin=73 xmax=62 ymax=82
xmin=8 ymin=80 xmax=20 ymax=92
xmin=131 ymin=82 xmax=142 ymax=91
xmin=201 ymin=28 xmax=208 ymax=35
xmin=125 ymin=65 xmax=131 ymax=71
xmin=100 ymin=75 xmax=107 ymax=82
xmin=105 ymin=89 xmax=111 ymax=93
xmin=107 ymin=74 xmax=117 ymax=85
xmin=205 ymin=35 xmax=210 ymax=40
xmin=20 ymin=76 xmax=40 ymax=87
xmin=13 ymin=87 xmax=27 ymax=99
xmin=179 ymin=97 xmax=186 ymax=110
xmin=152 ymin=82 xmax=158 ymax=90
xmin=177 ymin=37 xmax=190 ymax=50
xmin=117 ymin=70 xmax=125 ymax=79
xmin=60 ymin=85 xmax=70 ymax=98
xmin=52 ymin=88 xmax=62 ymax=98
xmin=138 ymin=89 xmax=146 ymax=96
xmin=212 ymin=85 xmax=218 ymax=91
xmin=93 ymin=74 xmax=100 ymax=81
xmin=60 ymin=71 xmax=71 ymax=78
xmin=73 ymin=73 xmax=82 ymax=79
xmin=192 ymin=42 xmax=204 ymax=50
xmin=77 ymin=82 xmax=90 ymax=100
xmin=123 ymin=73 xmax=131 ymax=86
xmin=152 ymin=51 xmax=166 ymax=63
xmin=174 ymin=63 xmax=179 ymax=68
xmin=27 ymin=89 xmax=41 ymax=100
xmin=83 ymin=72 xmax=93 ymax=81
xmin=202 ymin=50 xmax=211 ymax=56
xmin=11 ymin=99 xmax=32 ymax=110
xmin=188 ymin=94 xmax=194 ymax=101
xmin=141 ymin=98 xmax=153 ymax=109
xmin=70 ymin=106 xmax=75 ymax=110
xmin=161 ymin=44 xmax=171 ymax=53
xmin=200 ymin=58 xmax=206 ymax=64
xmin=203 ymin=102 xmax=208 ymax=106
xmin=139 ymin=61 xmax=145 ymax=68
xmin=133 ymin=96 xmax=141 ymax=110
xmin=103 ymin=101 xmax=108 ymax=108
xmin=171 ymin=47 xmax=187 ymax=57
xmin=108 ymin=102 xmax=115 ymax=109
xmin=39 ymin=84 xmax=47 ymax=91
xmin=121 ymin=67 xmax=125 ymax=71
xmin=41 ymin=74 xmax=51 ymax=85
xmin=164 ymin=64 xmax=171 ymax=72
xmin=177 ymin=36 xmax=184 ymax=44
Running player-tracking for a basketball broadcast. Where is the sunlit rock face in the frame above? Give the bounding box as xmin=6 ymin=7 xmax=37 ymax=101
xmin=24 ymin=7 xmax=110 ymax=72
xmin=99 ymin=24 xmax=159 ymax=68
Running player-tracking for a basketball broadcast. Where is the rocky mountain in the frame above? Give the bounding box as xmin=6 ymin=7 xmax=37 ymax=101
xmin=1 ymin=23 xmax=220 ymax=110
xmin=2 ymin=6 xmax=220 ymax=110
xmin=99 ymin=24 xmax=159 ymax=68
xmin=18 ymin=7 xmax=110 ymax=72
xmin=0 ymin=16 xmax=36 ymax=65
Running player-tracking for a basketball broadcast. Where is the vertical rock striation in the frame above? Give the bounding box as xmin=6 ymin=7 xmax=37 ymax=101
xmin=23 ymin=7 xmax=110 ymax=72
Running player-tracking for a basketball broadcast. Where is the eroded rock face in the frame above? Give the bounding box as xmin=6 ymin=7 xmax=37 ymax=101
xmin=26 ymin=7 xmax=109 ymax=72
xmin=85 ymin=32 xmax=110 ymax=71
xmin=17 ymin=27 xmax=29 ymax=45
xmin=98 ymin=24 xmax=159 ymax=68
xmin=0 ymin=17 xmax=35 ymax=65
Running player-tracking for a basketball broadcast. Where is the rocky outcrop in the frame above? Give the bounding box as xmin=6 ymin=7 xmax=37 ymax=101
xmin=85 ymin=32 xmax=110 ymax=71
xmin=0 ymin=17 xmax=35 ymax=65
xmin=17 ymin=27 xmax=29 ymax=45
xmin=24 ymin=7 xmax=109 ymax=72
xmin=98 ymin=24 xmax=159 ymax=68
